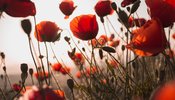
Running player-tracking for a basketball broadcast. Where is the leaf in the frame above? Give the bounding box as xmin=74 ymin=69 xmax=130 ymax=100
xmin=99 ymin=49 xmax=103 ymax=59
xmin=21 ymin=19 xmax=32 ymax=35
xmin=102 ymin=46 xmax=116 ymax=53
xmin=52 ymin=33 xmax=61 ymax=42
xmin=130 ymin=0 xmax=141 ymax=14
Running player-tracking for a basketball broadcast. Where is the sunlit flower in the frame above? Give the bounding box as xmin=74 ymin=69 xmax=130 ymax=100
xmin=108 ymin=39 xmax=120 ymax=48
xmin=59 ymin=0 xmax=77 ymax=19
xmin=75 ymin=71 xmax=82 ymax=79
xmin=98 ymin=35 xmax=108 ymax=46
xmin=126 ymin=18 xmax=167 ymax=56
xmin=70 ymin=14 xmax=99 ymax=40
xmin=34 ymin=21 xmax=60 ymax=42
xmin=60 ymin=67 xmax=71 ymax=75
xmin=146 ymin=0 xmax=175 ymax=27
xmin=52 ymin=62 xmax=62 ymax=72
xmin=1 ymin=0 xmax=36 ymax=17
xmin=86 ymin=66 xmax=97 ymax=77
xmin=172 ymin=33 xmax=175 ymax=39
xmin=13 ymin=83 xmax=21 ymax=92
xmin=34 ymin=71 xmax=50 ymax=81
xmin=150 ymin=80 xmax=175 ymax=100
xmin=94 ymin=0 xmax=114 ymax=18
xmin=19 ymin=85 xmax=65 ymax=100
xmin=71 ymin=52 xmax=85 ymax=65
xmin=121 ymin=0 xmax=137 ymax=7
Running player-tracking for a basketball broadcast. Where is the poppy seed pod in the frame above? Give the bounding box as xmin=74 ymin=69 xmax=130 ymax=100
xmin=70 ymin=14 xmax=99 ymax=40
xmin=29 ymin=68 xmax=33 ymax=76
xmin=20 ymin=63 xmax=28 ymax=73
xmin=94 ymin=0 xmax=114 ymax=18
xmin=34 ymin=21 xmax=60 ymax=42
xmin=21 ymin=19 xmax=32 ymax=35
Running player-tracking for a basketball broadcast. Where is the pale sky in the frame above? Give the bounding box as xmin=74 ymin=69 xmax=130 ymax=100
xmin=0 ymin=0 xmax=149 ymax=74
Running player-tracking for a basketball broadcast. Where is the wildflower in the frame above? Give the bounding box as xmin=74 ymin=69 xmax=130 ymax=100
xmin=0 ymin=0 xmax=36 ymax=17
xmin=126 ymin=18 xmax=167 ymax=56
xmin=70 ymin=14 xmax=99 ymax=40
xmin=34 ymin=71 xmax=50 ymax=81
xmin=86 ymin=66 xmax=97 ymax=76
xmin=19 ymin=85 xmax=65 ymax=100
xmin=172 ymin=33 xmax=175 ymax=39
xmin=13 ymin=83 xmax=21 ymax=92
xmin=94 ymin=0 xmax=114 ymax=18
xmin=121 ymin=0 xmax=137 ymax=7
xmin=76 ymin=71 xmax=82 ymax=79
xmin=71 ymin=53 xmax=85 ymax=65
xmin=59 ymin=0 xmax=77 ymax=19
xmin=60 ymin=67 xmax=71 ymax=75
xmin=146 ymin=0 xmax=175 ymax=27
xmin=150 ymin=80 xmax=175 ymax=100
xmin=108 ymin=40 xmax=120 ymax=48
xmin=34 ymin=21 xmax=60 ymax=42
xmin=52 ymin=62 xmax=62 ymax=72
xmin=98 ymin=35 xmax=108 ymax=46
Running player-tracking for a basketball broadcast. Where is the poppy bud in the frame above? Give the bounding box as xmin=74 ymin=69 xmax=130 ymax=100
xmin=67 ymin=79 xmax=74 ymax=92
xmin=0 ymin=52 xmax=5 ymax=59
xmin=111 ymin=2 xmax=117 ymax=10
xmin=3 ymin=66 xmax=6 ymax=72
xmin=29 ymin=68 xmax=33 ymax=76
xmin=21 ymin=19 xmax=32 ymax=35
xmin=20 ymin=63 xmax=28 ymax=73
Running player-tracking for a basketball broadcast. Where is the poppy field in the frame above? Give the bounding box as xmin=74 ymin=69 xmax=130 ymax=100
xmin=0 ymin=0 xmax=175 ymax=100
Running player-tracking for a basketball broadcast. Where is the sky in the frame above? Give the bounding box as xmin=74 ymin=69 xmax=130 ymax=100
xmin=0 ymin=0 xmax=149 ymax=74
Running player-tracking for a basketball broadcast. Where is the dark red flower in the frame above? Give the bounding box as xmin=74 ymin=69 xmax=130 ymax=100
xmin=126 ymin=18 xmax=167 ymax=56
xmin=121 ymin=0 xmax=137 ymax=7
xmin=146 ymin=0 xmax=175 ymax=27
xmin=1 ymin=0 xmax=36 ymax=17
xmin=59 ymin=0 xmax=77 ymax=19
xmin=70 ymin=14 xmax=99 ymax=40
xmin=94 ymin=0 xmax=114 ymax=18
xmin=34 ymin=21 xmax=60 ymax=42
xmin=13 ymin=83 xmax=21 ymax=92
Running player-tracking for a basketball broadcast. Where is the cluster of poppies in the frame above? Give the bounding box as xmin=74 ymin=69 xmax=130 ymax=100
xmin=51 ymin=62 xmax=71 ymax=75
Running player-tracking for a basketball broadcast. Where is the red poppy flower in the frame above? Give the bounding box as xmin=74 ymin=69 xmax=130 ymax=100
xmin=59 ymin=0 xmax=77 ymax=19
xmin=108 ymin=40 xmax=120 ymax=48
xmin=94 ymin=0 xmax=114 ymax=18
xmin=13 ymin=83 xmax=21 ymax=92
xmin=172 ymin=33 xmax=175 ymax=39
xmin=34 ymin=72 xmax=50 ymax=81
xmin=98 ymin=35 xmax=108 ymax=46
xmin=70 ymin=14 xmax=99 ymax=40
xmin=71 ymin=53 xmax=85 ymax=65
xmin=150 ymin=80 xmax=175 ymax=100
xmin=34 ymin=21 xmax=60 ymax=42
xmin=76 ymin=71 xmax=82 ymax=79
xmin=121 ymin=0 xmax=137 ymax=7
xmin=146 ymin=0 xmax=175 ymax=27
xmin=52 ymin=62 xmax=62 ymax=72
xmin=126 ymin=18 xmax=167 ymax=56
xmin=2 ymin=0 xmax=36 ymax=17
xmin=60 ymin=67 xmax=70 ymax=75
xmin=20 ymin=86 xmax=65 ymax=100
